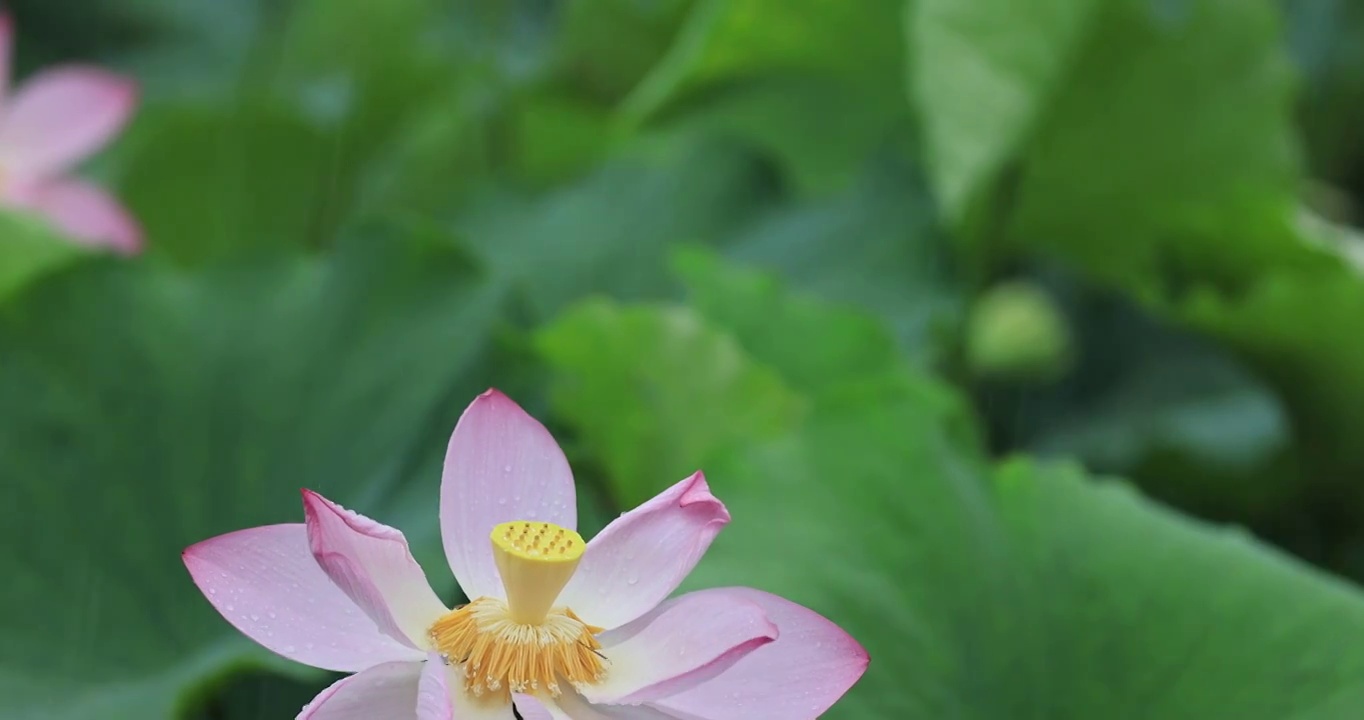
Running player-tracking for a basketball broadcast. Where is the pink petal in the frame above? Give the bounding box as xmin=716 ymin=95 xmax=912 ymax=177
xmin=297 ymin=660 xmax=423 ymax=719
xmin=416 ymin=654 xmax=452 ymax=719
xmin=12 ymin=178 xmax=142 ymax=253
xmin=513 ymin=695 xmax=558 ymax=720
xmin=182 ymin=524 xmax=424 ymax=672
xmin=440 ymin=389 xmax=577 ymax=600
xmin=583 ymin=589 xmax=776 ymax=705
xmin=304 ymin=490 xmax=449 ymax=649
xmin=552 ymin=689 xmax=678 ymax=719
xmin=558 ymin=472 xmax=728 ymax=629
xmin=0 ymin=67 xmax=136 ymax=177
xmin=419 ymin=655 xmax=518 ymax=720
xmin=649 ymin=588 xmax=869 ymax=720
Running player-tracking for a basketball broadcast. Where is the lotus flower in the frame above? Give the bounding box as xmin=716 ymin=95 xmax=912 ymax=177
xmin=0 ymin=14 xmax=141 ymax=253
xmin=184 ymin=390 xmax=868 ymax=718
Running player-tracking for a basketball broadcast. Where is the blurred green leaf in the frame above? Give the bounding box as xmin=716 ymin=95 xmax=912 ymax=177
xmin=986 ymin=458 xmax=1364 ymax=719
xmin=1006 ymin=0 xmax=1298 ymax=274
xmin=508 ymin=94 xmax=618 ymax=187
xmin=456 ymin=135 xmax=767 ymax=321
xmin=668 ymin=76 xmax=907 ymax=195
xmin=611 ymin=0 xmax=910 ymax=199
xmin=555 ymin=0 xmax=695 ymax=101
xmin=925 ymin=0 xmax=1364 ymax=488
xmin=112 ymin=102 xmax=339 ymax=264
xmin=1025 ymin=311 xmax=1287 ymax=478
xmin=361 ymin=91 xmax=498 ymax=217
xmin=622 ymin=0 xmax=903 ymax=122
xmin=17 ymin=0 xmax=1364 ymax=716
xmin=0 ymin=225 xmax=500 ymax=718
xmin=686 ymin=383 xmax=1364 ymax=717
xmin=1285 ymin=0 xmax=1364 ymax=184
xmin=673 ymin=246 xmax=906 ymax=398
xmin=1023 ymin=320 xmax=1293 ymax=520
xmin=0 ymin=212 xmax=92 ymax=304
xmin=909 ymin=0 xmax=1104 ymax=220
xmin=536 ymin=298 xmax=803 ymax=508
xmin=265 ymin=0 xmax=463 ymax=163
xmin=8 ymin=0 xmax=254 ymax=90
xmin=109 ymin=1 xmax=484 ymax=267
xmin=675 ymin=249 xmax=976 ymax=450
xmin=721 ymin=158 xmax=961 ymax=365
xmin=677 ymin=377 xmax=999 ymax=719
xmin=917 ymin=0 xmax=1364 ymax=479
xmin=543 ymin=255 xmax=1364 ymax=718
xmin=277 ymin=0 xmax=441 ymax=79
xmin=187 ymin=669 xmax=332 ymax=720
xmin=1175 ymin=232 xmax=1364 ymax=486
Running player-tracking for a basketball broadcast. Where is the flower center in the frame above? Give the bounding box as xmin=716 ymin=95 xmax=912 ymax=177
xmin=428 ymin=521 xmax=607 ymax=702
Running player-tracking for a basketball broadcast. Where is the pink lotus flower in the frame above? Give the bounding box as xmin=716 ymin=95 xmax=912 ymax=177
xmin=184 ymin=390 xmax=868 ymax=719
xmin=0 ymin=14 xmax=141 ymax=253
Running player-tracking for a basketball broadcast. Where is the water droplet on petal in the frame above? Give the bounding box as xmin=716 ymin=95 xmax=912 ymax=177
xmin=503 ymin=464 xmax=513 ymax=473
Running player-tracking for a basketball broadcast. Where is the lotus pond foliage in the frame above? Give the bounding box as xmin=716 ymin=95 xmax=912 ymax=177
xmin=5 ymin=0 xmax=1364 ymax=718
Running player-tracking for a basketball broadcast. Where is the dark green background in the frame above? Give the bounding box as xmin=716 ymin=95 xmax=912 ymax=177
xmin=5 ymin=0 xmax=1364 ymax=717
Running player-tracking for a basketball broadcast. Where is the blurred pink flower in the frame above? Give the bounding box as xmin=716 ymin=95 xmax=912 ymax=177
xmin=184 ymin=389 xmax=869 ymax=719
xmin=0 ymin=14 xmax=141 ymax=253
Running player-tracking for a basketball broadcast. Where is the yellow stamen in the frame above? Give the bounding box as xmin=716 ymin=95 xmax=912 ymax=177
xmin=428 ymin=598 xmax=605 ymax=701
xmin=427 ymin=520 xmax=606 ymax=704
xmin=490 ymin=520 xmax=584 ymax=624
